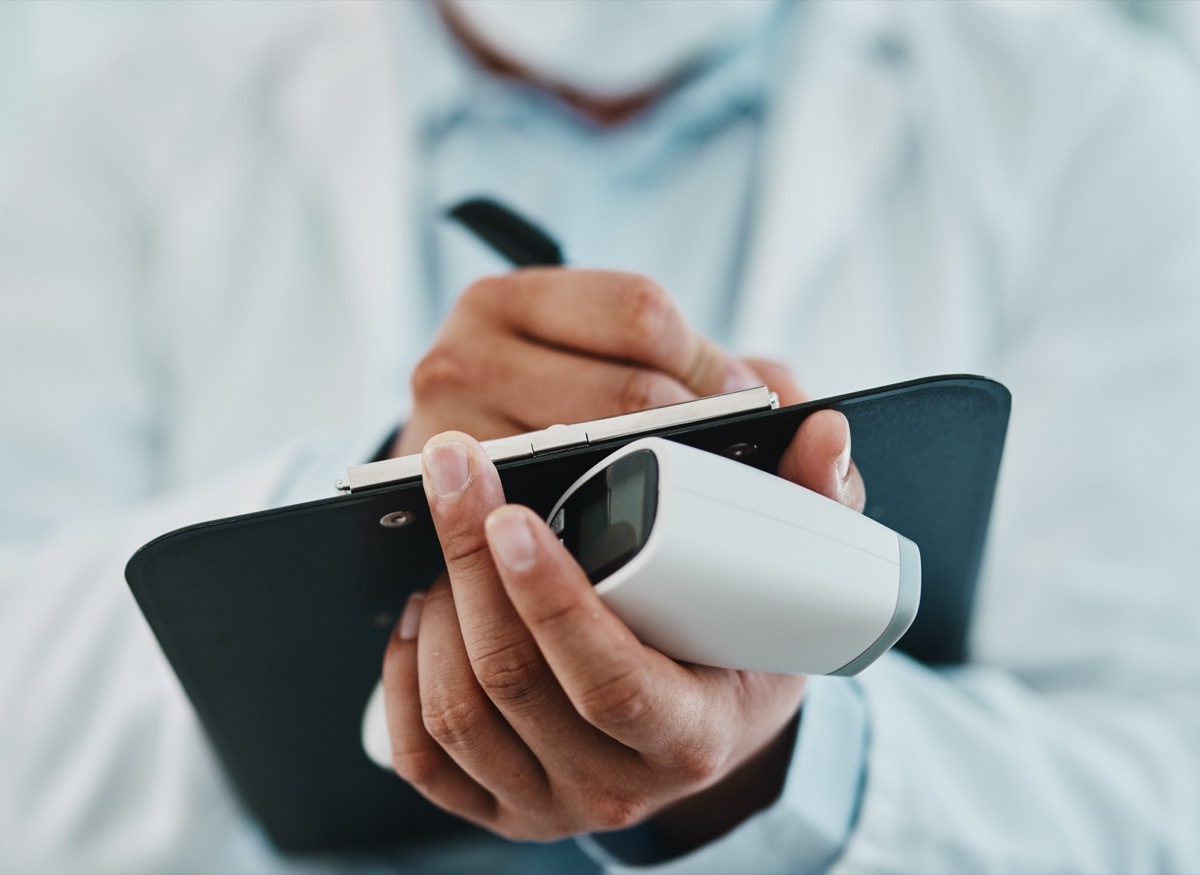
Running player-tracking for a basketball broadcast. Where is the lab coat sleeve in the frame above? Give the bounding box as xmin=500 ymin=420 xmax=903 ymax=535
xmin=0 ymin=339 xmax=396 ymax=873
xmin=0 ymin=90 xmax=398 ymax=873
xmin=833 ymin=37 xmax=1200 ymax=874
xmin=0 ymin=456 xmax=314 ymax=874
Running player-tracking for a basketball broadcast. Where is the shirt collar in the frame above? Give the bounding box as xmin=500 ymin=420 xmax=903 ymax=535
xmin=406 ymin=0 xmax=797 ymax=155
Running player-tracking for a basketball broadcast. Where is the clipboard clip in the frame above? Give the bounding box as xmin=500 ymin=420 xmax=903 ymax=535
xmin=337 ymin=386 xmax=779 ymax=494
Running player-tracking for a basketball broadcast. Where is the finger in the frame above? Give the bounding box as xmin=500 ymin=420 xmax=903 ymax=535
xmin=421 ymin=432 xmax=552 ymax=717
xmin=415 ymin=332 xmax=695 ymax=432
xmin=461 ymin=269 xmax=759 ymax=397
xmin=413 ymin=575 xmax=550 ymax=808
xmin=423 ymin=433 xmax=633 ymax=775
xmin=741 ymin=357 xmax=810 ymax=407
xmin=776 ymin=410 xmax=866 ymax=512
xmin=485 ymin=503 xmax=716 ymax=761
xmin=380 ymin=588 xmax=498 ymax=824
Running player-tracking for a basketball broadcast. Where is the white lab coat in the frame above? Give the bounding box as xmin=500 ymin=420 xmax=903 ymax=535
xmin=2 ymin=2 xmax=1198 ymax=873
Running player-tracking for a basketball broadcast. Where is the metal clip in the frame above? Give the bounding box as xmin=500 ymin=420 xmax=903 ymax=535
xmin=338 ymin=386 xmax=776 ymax=493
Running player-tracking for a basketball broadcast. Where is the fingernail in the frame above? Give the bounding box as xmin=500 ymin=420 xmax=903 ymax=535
xmin=486 ymin=508 xmax=537 ymax=572
xmin=398 ymin=592 xmax=425 ymax=641
xmin=835 ymin=421 xmax=852 ymax=482
xmin=722 ymin=363 xmax=760 ymax=394
xmin=423 ymin=440 xmax=471 ymax=499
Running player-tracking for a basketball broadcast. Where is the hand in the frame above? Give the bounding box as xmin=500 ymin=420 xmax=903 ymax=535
xmin=391 ymin=269 xmax=762 ymax=457
xmin=378 ymin=411 xmax=865 ymax=848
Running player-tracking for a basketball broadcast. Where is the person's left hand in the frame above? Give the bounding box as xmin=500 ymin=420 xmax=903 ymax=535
xmin=379 ymin=410 xmax=864 ymax=845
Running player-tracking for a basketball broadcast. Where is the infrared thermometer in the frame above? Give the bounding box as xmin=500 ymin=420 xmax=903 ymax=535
xmin=362 ymin=436 xmax=919 ymax=768
xmin=546 ymin=437 xmax=920 ymax=676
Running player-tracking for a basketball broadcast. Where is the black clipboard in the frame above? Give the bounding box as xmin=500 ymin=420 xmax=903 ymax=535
xmin=125 ymin=374 xmax=1009 ymax=853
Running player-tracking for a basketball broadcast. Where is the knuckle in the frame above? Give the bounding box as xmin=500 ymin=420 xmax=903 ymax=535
xmin=472 ymin=640 xmax=549 ymax=706
xmin=619 ymin=276 xmax=672 ymax=348
xmin=457 ymin=275 xmax=506 ymax=312
xmin=576 ymin=669 xmax=651 ymax=729
xmin=526 ymin=596 xmax=589 ymax=642
xmin=439 ymin=538 xmax=494 ymax=577
xmin=410 ymin=346 xmax=474 ymax=398
xmin=422 ymin=692 xmax=487 ymax=752
xmin=666 ymin=743 xmax=725 ymax=785
xmin=617 ymin=369 xmax=676 ymax=415
xmin=589 ymin=788 xmax=650 ymax=832
xmin=389 ymin=746 xmax=443 ymax=789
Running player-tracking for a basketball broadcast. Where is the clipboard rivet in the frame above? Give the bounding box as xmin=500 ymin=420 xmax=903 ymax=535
xmin=380 ymin=510 xmax=417 ymax=528
xmin=723 ymin=442 xmax=758 ymax=460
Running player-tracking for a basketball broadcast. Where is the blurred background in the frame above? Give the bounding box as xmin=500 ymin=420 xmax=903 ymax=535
xmin=0 ymin=1 xmax=165 ymax=190
xmin=2 ymin=2 xmax=1198 ymax=873
xmin=2 ymin=0 xmax=1198 ymax=183
xmin=0 ymin=1 xmax=268 ymax=191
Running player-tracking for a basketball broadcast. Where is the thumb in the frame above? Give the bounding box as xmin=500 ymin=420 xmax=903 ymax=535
xmin=776 ymin=409 xmax=866 ymax=512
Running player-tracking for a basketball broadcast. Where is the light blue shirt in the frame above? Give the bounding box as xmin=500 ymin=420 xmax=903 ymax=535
xmin=412 ymin=3 xmax=765 ymax=342
xmin=402 ymin=3 xmax=869 ymax=871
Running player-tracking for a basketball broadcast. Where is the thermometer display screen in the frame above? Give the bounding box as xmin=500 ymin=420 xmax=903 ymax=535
xmin=556 ymin=450 xmax=659 ymax=584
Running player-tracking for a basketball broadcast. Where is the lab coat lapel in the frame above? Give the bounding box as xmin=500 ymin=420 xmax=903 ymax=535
xmin=272 ymin=3 xmax=428 ymax=408
xmin=734 ymin=2 xmax=913 ymax=354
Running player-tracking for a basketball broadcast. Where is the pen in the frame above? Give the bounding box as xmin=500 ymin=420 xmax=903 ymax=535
xmin=446 ymin=197 xmax=565 ymax=267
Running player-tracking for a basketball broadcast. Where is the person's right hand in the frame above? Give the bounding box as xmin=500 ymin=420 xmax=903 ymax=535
xmin=391 ymin=269 xmax=764 ymax=457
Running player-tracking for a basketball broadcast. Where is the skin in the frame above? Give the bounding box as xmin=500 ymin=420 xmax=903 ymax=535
xmin=382 ymin=268 xmax=866 ymax=849
xmin=392 ymin=269 xmax=770 ymax=457
xmin=435 ymin=0 xmax=663 ymax=127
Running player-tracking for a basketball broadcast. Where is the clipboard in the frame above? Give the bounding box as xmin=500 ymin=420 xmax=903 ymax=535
xmin=125 ymin=373 xmax=1010 ymax=853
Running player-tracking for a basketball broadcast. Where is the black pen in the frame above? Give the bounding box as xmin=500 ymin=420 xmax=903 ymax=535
xmin=446 ymin=197 xmax=565 ymax=267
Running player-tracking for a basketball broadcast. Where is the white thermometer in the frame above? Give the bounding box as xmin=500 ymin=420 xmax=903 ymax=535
xmin=363 ymin=436 xmax=919 ymax=768
xmin=546 ymin=437 xmax=919 ymax=676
